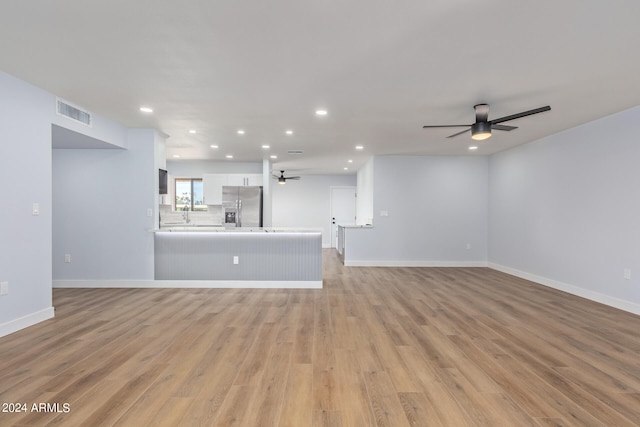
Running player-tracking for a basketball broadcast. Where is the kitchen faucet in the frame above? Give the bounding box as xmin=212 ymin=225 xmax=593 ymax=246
xmin=182 ymin=210 xmax=191 ymax=223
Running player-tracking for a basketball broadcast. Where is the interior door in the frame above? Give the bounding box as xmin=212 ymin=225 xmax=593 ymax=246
xmin=330 ymin=187 xmax=356 ymax=248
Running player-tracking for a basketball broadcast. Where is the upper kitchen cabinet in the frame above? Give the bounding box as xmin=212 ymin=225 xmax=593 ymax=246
xmin=202 ymin=174 xmax=227 ymax=205
xmin=203 ymin=173 xmax=264 ymax=205
xmin=227 ymin=174 xmax=263 ymax=186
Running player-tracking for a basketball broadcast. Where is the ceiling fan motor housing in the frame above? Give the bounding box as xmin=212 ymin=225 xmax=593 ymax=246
xmin=471 ymin=121 xmax=492 ymax=140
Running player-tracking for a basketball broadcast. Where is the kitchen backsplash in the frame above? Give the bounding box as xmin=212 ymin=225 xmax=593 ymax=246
xmin=159 ymin=204 xmax=223 ymax=227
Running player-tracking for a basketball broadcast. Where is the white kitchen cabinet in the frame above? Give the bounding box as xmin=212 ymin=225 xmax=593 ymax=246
xmin=246 ymin=174 xmax=263 ymax=186
xmin=227 ymin=174 xmax=263 ymax=186
xmin=202 ymin=174 xmax=227 ymax=205
xmin=204 ymin=173 xmax=263 ymax=205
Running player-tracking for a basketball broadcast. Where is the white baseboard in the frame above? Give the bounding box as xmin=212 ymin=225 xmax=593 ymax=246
xmin=344 ymin=260 xmax=488 ymax=267
xmin=489 ymin=263 xmax=640 ymax=316
xmin=0 ymin=307 xmax=55 ymax=338
xmin=53 ymin=280 xmax=322 ymax=289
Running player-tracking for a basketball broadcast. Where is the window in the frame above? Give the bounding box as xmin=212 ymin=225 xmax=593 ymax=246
xmin=175 ymin=178 xmax=206 ymax=211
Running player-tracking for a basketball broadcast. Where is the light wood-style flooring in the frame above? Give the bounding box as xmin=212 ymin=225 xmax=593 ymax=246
xmin=1 ymin=250 xmax=640 ymax=426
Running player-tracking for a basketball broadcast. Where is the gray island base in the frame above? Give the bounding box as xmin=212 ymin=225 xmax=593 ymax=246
xmin=154 ymin=229 xmax=322 ymax=288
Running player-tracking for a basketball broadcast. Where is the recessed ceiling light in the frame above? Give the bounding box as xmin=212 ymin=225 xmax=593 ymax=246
xmin=270 ymin=155 xmax=278 ymax=159
xmin=210 ymin=145 xmax=218 ymax=149
xmin=237 ymin=130 xmax=245 ymax=135
xmin=285 ymin=130 xmax=294 ymax=135
xmin=262 ymin=145 xmax=270 ymax=149
xmin=344 ymin=167 xmax=348 ymax=170
xmin=469 ymin=146 xmax=479 ymax=150
xmin=172 ymin=154 xmax=180 ymax=158
xmin=139 ymin=106 xmax=153 ymax=113
xmin=226 ymin=155 xmax=233 ymax=159
xmin=348 ymin=159 xmax=353 ymax=163
xmin=188 ymin=129 xmax=197 ymax=134
xmin=315 ymin=109 xmax=328 ymax=116
xmin=355 ymin=145 xmax=364 ymax=150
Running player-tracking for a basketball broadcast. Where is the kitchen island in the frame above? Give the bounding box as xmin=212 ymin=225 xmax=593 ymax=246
xmin=153 ymin=227 xmax=322 ymax=288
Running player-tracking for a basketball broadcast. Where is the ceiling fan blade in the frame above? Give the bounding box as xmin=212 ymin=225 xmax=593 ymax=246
xmin=491 ymin=106 xmax=551 ymax=125
xmin=474 ymin=104 xmax=489 ymax=123
xmin=287 ymin=176 xmax=301 ymax=180
xmin=446 ymin=128 xmax=471 ymax=138
xmin=491 ymin=124 xmax=518 ymax=131
xmin=423 ymin=124 xmax=470 ymax=128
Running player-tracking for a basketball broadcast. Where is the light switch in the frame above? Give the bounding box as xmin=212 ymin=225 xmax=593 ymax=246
xmin=32 ymin=203 xmax=40 ymax=216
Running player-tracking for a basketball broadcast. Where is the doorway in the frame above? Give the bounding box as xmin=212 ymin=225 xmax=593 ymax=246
xmin=330 ymin=186 xmax=356 ymax=248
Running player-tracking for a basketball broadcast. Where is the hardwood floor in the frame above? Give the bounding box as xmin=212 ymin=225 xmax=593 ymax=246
xmin=1 ymin=250 xmax=639 ymax=426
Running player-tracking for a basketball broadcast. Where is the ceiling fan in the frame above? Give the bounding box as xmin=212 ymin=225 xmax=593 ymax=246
xmin=273 ymin=170 xmax=300 ymax=185
xmin=422 ymin=104 xmax=551 ymax=140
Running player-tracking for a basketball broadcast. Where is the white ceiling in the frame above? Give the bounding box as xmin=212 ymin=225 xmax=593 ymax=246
xmin=2 ymin=1 xmax=639 ymax=174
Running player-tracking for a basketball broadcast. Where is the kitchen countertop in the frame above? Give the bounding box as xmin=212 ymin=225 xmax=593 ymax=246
xmin=152 ymin=226 xmax=322 ymax=233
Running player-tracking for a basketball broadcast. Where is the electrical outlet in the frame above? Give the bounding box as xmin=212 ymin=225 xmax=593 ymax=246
xmin=0 ymin=282 xmax=8 ymax=296
xmin=233 ymin=256 xmax=239 ymax=265
xmin=623 ymin=268 xmax=631 ymax=280
xmin=64 ymin=254 xmax=71 ymax=263
xmin=380 ymin=210 xmax=389 ymax=217
xmin=147 ymin=208 xmax=153 ymax=217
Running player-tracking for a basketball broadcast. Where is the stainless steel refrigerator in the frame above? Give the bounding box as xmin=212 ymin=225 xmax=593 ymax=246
xmin=222 ymin=186 xmax=263 ymax=227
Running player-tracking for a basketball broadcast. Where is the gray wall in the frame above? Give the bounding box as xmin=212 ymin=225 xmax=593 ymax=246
xmin=0 ymin=70 xmax=133 ymax=335
xmin=52 ymin=129 xmax=162 ymax=280
xmin=346 ymin=156 xmax=488 ymax=264
xmin=51 ymin=102 xmax=127 ymax=150
xmin=0 ymin=71 xmax=54 ymax=332
xmin=489 ymin=106 xmax=640 ymax=311
xmin=271 ymin=174 xmax=357 ymax=248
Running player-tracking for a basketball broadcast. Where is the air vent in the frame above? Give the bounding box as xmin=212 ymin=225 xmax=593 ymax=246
xmin=287 ymin=150 xmax=304 ymax=155
xmin=56 ymin=98 xmax=92 ymax=126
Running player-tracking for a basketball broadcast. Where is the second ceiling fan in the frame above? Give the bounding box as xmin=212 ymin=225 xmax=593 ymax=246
xmin=273 ymin=170 xmax=300 ymax=185
xmin=423 ymin=104 xmax=551 ymax=140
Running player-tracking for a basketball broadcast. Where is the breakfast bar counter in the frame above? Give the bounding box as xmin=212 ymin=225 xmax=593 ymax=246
xmin=153 ymin=228 xmax=322 ymax=288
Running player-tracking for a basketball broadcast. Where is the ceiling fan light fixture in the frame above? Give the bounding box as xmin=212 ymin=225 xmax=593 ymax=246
xmin=278 ymin=177 xmax=286 ymax=185
xmin=471 ymin=122 xmax=492 ymax=140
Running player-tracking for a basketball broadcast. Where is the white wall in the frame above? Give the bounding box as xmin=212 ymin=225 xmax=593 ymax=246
xmin=0 ymin=71 xmax=55 ymax=335
xmin=272 ymin=175 xmax=357 ymax=247
xmin=356 ymin=157 xmax=374 ymax=225
xmin=345 ymin=156 xmax=488 ymax=265
xmin=52 ymin=129 xmax=162 ymax=281
xmin=489 ymin=106 xmax=640 ymax=313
